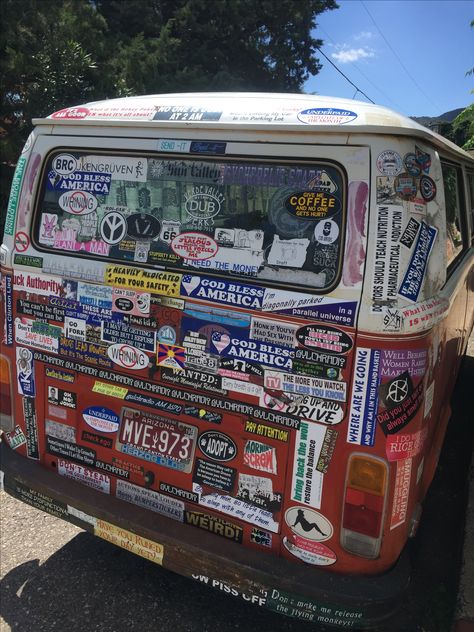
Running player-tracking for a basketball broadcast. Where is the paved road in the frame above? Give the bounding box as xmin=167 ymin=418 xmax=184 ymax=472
xmin=1 ymin=338 xmax=473 ymax=632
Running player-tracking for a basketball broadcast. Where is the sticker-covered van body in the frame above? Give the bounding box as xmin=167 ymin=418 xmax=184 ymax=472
xmin=1 ymin=93 xmax=473 ymax=629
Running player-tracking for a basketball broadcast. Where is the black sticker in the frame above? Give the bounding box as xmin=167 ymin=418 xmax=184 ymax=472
xmin=219 ymin=357 xmax=264 ymax=378
xmin=378 ymin=371 xmax=414 ymax=410
xmin=285 ymin=191 xmax=341 ymax=220
xmin=159 ymin=482 xmax=199 ymax=504
xmin=81 ymin=430 xmax=113 ymax=449
xmin=377 ymin=380 xmax=424 ymax=435
xmin=126 ymin=213 xmax=160 ymax=240
xmin=296 ymin=324 xmax=352 ymax=355
xmin=185 ymin=510 xmax=243 ymax=542
xmin=48 ymin=387 xmax=77 ymax=409
xmin=194 ymin=458 xmax=236 ymax=493
xmin=94 ymin=458 xmax=130 ymax=479
xmin=46 ymin=436 xmax=96 ymax=466
xmin=190 ymin=141 xmax=226 ymax=155
xmin=400 ymin=217 xmax=420 ymax=248
xmin=161 ymin=366 xmax=226 ymax=395
xmin=419 ymin=175 xmax=436 ymax=202
xmin=23 ymin=397 xmax=39 ymax=459
xmin=198 ymin=431 xmax=237 ymax=462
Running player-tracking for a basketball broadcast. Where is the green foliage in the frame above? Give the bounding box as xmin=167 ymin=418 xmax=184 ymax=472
xmin=1 ymin=0 xmax=337 ymax=157
xmin=452 ymin=104 xmax=474 ymax=150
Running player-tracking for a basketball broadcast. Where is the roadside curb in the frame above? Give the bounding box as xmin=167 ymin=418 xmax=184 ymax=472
xmin=453 ymin=450 xmax=474 ymax=632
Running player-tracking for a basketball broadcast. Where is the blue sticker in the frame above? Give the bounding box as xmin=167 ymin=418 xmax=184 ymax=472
xmin=181 ymin=274 xmax=264 ymax=309
xmin=398 ymin=222 xmax=437 ymax=302
xmin=16 ymin=348 xmax=36 ymax=396
xmin=157 ymin=325 xmax=176 ymax=344
xmin=190 ymin=141 xmax=226 ymax=155
xmin=5 ymin=275 xmax=13 ymax=345
xmin=82 ymin=406 xmax=120 ymax=433
xmin=347 ymin=348 xmax=380 ymax=446
xmin=184 ymin=305 xmax=250 ymax=328
xmin=47 ymin=171 xmax=112 ymax=194
xmin=211 ymin=332 xmax=293 ymax=370
xmin=101 ymin=320 xmax=156 ymax=351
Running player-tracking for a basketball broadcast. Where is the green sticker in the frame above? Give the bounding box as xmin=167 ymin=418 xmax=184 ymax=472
xmin=13 ymin=254 xmax=43 ymax=268
xmin=5 ymin=156 xmax=27 ymax=236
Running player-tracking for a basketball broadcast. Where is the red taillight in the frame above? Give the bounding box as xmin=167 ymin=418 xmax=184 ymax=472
xmin=0 ymin=355 xmax=14 ymax=432
xmin=341 ymin=454 xmax=388 ymax=559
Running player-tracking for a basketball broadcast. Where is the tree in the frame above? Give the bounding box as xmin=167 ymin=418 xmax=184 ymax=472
xmin=451 ymin=104 xmax=474 ymax=150
xmin=0 ymin=0 xmax=338 ymax=215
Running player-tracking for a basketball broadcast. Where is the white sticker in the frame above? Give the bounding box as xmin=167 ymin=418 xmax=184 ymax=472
xmin=64 ymin=316 xmax=86 ymax=341
xmin=77 ymin=155 xmax=147 ymax=181
xmin=45 ymin=419 xmax=76 ymax=443
xmin=52 ymin=154 xmax=77 ymax=176
xmin=314 ymin=219 xmax=339 ymax=244
xmin=67 ymin=505 xmax=97 ymax=526
xmin=221 ymin=378 xmax=262 ymax=398
xmin=285 ymin=506 xmax=333 ymax=541
xmin=39 ymin=213 xmax=59 ymax=245
xmin=59 ymin=190 xmax=98 ymax=216
xmin=116 ymin=480 xmax=184 ymax=521
xmin=250 ymin=317 xmax=297 ymax=347
xmin=107 ymin=344 xmax=149 ymax=370
xmin=267 ymin=236 xmax=309 ymax=268
xmin=15 ymin=318 xmax=59 ymax=353
xmin=58 ymin=459 xmax=110 ymax=493
xmin=290 ymin=422 xmax=326 ymax=509
xmin=264 ymin=370 xmax=346 ymax=402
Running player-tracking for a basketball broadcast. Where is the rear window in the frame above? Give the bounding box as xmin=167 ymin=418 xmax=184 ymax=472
xmin=34 ymin=151 xmax=346 ymax=291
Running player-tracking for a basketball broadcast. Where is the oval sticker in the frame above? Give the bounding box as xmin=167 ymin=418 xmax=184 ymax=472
xmin=185 ymin=192 xmax=222 ymax=220
xmin=82 ymin=406 xmax=119 ymax=433
xmin=107 ymin=343 xmax=149 ymax=370
xmin=297 ymin=108 xmax=357 ymax=125
xmin=285 ymin=191 xmax=341 ymax=220
xmin=171 ymin=232 xmax=218 ymax=260
xmin=296 ymin=324 xmax=353 ymax=355
xmin=198 ymin=431 xmax=237 ymax=462
xmin=126 ymin=213 xmax=160 ymax=240
xmin=283 ymin=536 xmax=337 ymax=566
xmin=285 ymin=506 xmax=333 ymax=542
xmin=114 ymin=297 xmax=134 ymax=312
xmin=52 ymin=154 xmax=77 ymax=176
xmin=59 ymin=190 xmax=98 ymax=215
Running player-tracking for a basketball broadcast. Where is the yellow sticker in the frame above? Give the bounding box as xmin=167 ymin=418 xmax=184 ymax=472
xmin=95 ymin=519 xmax=164 ymax=565
xmin=92 ymin=381 xmax=128 ymax=399
xmin=105 ymin=265 xmax=181 ymax=297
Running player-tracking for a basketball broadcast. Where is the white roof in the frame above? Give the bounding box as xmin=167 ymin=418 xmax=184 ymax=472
xmin=35 ymin=92 xmax=472 ymax=160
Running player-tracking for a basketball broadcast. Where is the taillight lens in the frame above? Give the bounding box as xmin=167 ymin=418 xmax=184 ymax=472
xmin=341 ymin=454 xmax=388 ymax=559
xmin=0 ymin=355 xmax=14 ymax=432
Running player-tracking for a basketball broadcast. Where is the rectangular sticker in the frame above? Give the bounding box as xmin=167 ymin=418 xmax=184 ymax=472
xmin=4 ymin=425 xmax=27 ymax=450
xmin=180 ymin=274 xmax=264 ymax=309
xmin=94 ymin=520 xmax=164 ymax=564
xmin=16 ymin=347 xmax=36 ymax=396
xmin=5 ymin=157 xmax=26 ymax=235
xmin=15 ymin=318 xmax=59 ymax=353
xmin=105 ymin=266 xmax=181 ymax=296
xmin=92 ymin=381 xmax=128 ymax=399
xmin=58 ymin=459 xmax=110 ymax=494
xmin=116 ymin=479 xmax=184 ymax=521
xmin=371 ymin=205 xmax=404 ymax=312
xmin=291 ymin=421 xmax=326 ymax=509
xmin=5 ymin=275 xmax=13 ymax=345
xmin=250 ymin=317 xmax=297 ymax=347
xmin=13 ymin=272 xmax=63 ymax=297
xmin=390 ymin=458 xmax=412 ymax=529
xmin=46 ymin=436 xmax=96 ymax=465
xmin=194 ymin=458 xmax=236 ymax=493
xmin=101 ymin=320 xmax=156 ymax=351
xmin=45 ymin=419 xmax=76 ymax=443
xmin=23 ymin=397 xmax=39 ymax=459
xmin=262 ymin=289 xmax=357 ymax=327
xmin=264 ymin=371 xmax=346 ymax=402
xmin=347 ymin=348 xmax=380 ymax=446
xmin=398 ymin=221 xmax=437 ymax=302
xmin=77 ymin=155 xmax=147 ymax=182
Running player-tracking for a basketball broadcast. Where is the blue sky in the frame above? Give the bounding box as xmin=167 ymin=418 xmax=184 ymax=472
xmin=304 ymin=0 xmax=473 ymax=118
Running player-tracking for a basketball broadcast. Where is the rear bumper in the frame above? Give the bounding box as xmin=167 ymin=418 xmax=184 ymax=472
xmin=1 ymin=441 xmax=410 ymax=630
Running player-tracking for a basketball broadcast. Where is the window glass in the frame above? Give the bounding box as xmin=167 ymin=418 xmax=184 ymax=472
xmin=35 ymin=152 xmax=346 ymax=291
xmin=467 ymin=171 xmax=474 ymax=242
xmin=441 ymin=163 xmax=464 ymax=265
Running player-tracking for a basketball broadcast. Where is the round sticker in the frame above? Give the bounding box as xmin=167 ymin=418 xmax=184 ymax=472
xmin=297 ymin=108 xmax=358 ymax=125
xmin=107 ymin=344 xmax=148 ymax=370
xmin=14 ymin=231 xmax=30 ymax=252
xmin=285 ymin=506 xmax=333 ymax=542
xmin=283 ymin=536 xmax=337 ymax=566
xmin=100 ymin=211 xmax=127 ymax=244
xmin=52 ymin=154 xmax=77 ymax=176
xmin=314 ymin=219 xmax=339 ymax=244
xmin=394 ymin=173 xmax=418 ymax=200
xmin=171 ymin=232 xmax=218 ymax=260
xmin=198 ymin=431 xmax=237 ymax=462
xmin=376 ymin=150 xmax=402 ymax=176
xmin=59 ymin=190 xmax=98 ymax=215
xmin=126 ymin=213 xmax=160 ymax=240
xmin=285 ymin=191 xmax=341 ymax=220
xmin=51 ymin=107 xmax=90 ymax=120
xmin=419 ymin=175 xmax=437 ymax=202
